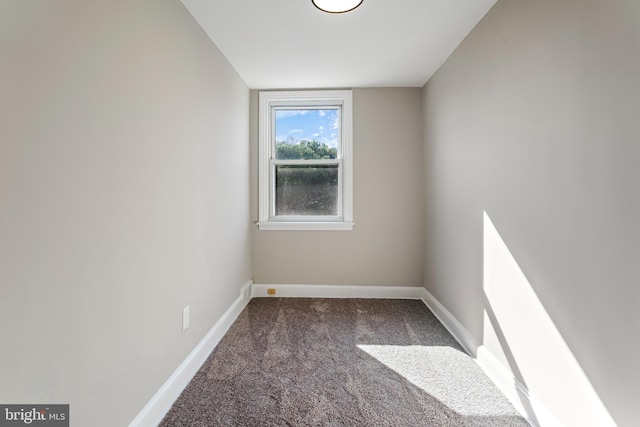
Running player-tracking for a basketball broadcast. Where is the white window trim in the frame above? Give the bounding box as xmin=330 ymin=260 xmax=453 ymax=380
xmin=258 ymin=90 xmax=354 ymax=231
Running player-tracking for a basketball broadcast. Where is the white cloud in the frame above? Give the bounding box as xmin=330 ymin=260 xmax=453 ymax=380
xmin=275 ymin=110 xmax=310 ymax=119
xmin=318 ymin=126 xmax=324 ymax=131
xmin=289 ymin=129 xmax=304 ymax=134
xmin=312 ymin=133 xmax=320 ymax=137
xmin=318 ymin=110 xmax=326 ymax=117
xmin=317 ymin=137 xmax=338 ymax=148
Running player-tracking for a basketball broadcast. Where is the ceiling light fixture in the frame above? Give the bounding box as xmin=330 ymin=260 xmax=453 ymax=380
xmin=312 ymin=0 xmax=364 ymax=14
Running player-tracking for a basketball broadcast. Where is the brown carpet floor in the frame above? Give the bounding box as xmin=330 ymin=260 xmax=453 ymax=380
xmin=160 ymin=298 xmax=530 ymax=426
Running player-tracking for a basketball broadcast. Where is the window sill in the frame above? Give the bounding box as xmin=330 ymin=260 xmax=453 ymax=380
xmin=257 ymin=221 xmax=355 ymax=231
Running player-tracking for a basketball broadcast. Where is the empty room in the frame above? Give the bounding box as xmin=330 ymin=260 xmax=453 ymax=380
xmin=1 ymin=0 xmax=637 ymax=426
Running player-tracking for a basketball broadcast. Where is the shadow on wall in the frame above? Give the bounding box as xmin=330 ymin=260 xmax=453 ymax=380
xmin=482 ymin=211 xmax=616 ymax=426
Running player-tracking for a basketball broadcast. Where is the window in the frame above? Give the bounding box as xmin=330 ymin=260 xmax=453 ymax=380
xmin=258 ymin=90 xmax=354 ymax=230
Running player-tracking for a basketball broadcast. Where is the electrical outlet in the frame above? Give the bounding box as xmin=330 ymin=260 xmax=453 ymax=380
xmin=182 ymin=306 xmax=190 ymax=331
xmin=267 ymin=288 xmax=276 ymax=295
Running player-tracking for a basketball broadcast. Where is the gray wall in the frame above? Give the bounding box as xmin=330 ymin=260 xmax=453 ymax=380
xmin=423 ymin=0 xmax=639 ymax=425
xmin=0 ymin=1 xmax=251 ymax=426
xmin=251 ymin=88 xmax=425 ymax=286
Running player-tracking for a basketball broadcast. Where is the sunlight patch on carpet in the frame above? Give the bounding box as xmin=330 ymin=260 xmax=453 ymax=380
xmin=356 ymin=344 xmax=518 ymax=417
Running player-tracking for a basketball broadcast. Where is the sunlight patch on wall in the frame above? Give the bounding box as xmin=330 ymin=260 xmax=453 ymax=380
xmin=482 ymin=211 xmax=615 ymax=426
xmin=357 ymin=344 xmax=518 ymax=417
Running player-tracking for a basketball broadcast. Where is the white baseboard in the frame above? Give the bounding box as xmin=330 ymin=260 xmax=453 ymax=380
xmin=417 ymin=287 xmax=479 ymax=357
xmin=418 ymin=287 xmax=562 ymax=427
xmin=475 ymin=346 xmax=562 ymax=427
xmin=129 ymin=280 xmax=253 ymax=427
xmin=252 ymin=284 xmax=424 ymax=299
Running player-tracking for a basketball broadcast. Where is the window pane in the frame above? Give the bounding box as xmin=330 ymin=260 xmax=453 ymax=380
xmin=275 ymin=165 xmax=338 ymax=216
xmin=274 ymin=108 xmax=339 ymax=159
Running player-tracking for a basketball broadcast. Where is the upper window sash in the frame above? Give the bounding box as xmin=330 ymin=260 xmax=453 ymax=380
xmin=271 ymin=106 xmax=343 ymax=160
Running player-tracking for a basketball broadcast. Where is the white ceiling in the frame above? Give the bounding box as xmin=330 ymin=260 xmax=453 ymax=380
xmin=180 ymin=0 xmax=497 ymax=89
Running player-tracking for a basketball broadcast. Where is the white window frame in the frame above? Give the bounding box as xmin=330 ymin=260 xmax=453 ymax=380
xmin=258 ymin=90 xmax=354 ymax=231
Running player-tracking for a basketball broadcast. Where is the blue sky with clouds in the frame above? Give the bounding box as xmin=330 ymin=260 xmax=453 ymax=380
xmin=275 ymin=109 xmax=339 ymax=148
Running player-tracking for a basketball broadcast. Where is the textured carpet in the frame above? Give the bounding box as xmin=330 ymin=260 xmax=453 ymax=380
xmin=160 ymin=298 xmax=530 ymax=426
